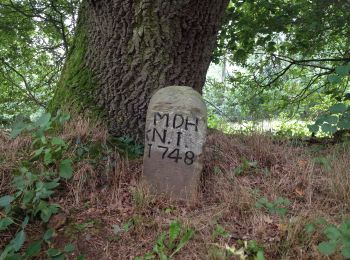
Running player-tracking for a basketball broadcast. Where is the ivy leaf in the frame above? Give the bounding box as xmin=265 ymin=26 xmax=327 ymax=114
xmin=318 ymin=240 xmax=338 ymax=256
xmin=59 ymin=159 xmax=73 ymax=179
xmin=329 ymin=103 xmax=347 ymax=114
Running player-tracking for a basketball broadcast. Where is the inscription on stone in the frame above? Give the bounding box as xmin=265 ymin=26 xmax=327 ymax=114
xmin=143 ymin=86 xmax=207 ymax=200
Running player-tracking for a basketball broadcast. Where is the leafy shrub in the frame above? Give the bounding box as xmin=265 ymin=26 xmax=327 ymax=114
xmin=308 ymin=64 xmax=350 ymax=136
xmin=0 ymin=111 xmax=75 ymax=259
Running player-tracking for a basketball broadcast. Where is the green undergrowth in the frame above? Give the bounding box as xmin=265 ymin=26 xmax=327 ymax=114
xmin=0 ymin=111 xmax=75 ymax=259
xmin=0 ymin=111 xmax=143 ymax=259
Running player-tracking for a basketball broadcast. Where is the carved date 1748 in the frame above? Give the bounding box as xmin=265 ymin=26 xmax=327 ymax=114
xmin=145 ymin=112 xmax=198 ymax=165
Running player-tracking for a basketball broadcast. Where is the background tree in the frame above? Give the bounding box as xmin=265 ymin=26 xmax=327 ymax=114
xmin=0 ymin=0 xmax=79 ymax=121
xmin=214 ymin=0 xmax=350 ymax=122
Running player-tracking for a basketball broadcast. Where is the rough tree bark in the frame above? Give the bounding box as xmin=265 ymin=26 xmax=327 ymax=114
xmin=53 ymin=0 xmax=229 ymax=142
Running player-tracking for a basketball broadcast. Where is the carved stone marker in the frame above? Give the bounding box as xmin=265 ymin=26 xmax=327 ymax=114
xmin=143 ymin=86 xmax=207 ymax=200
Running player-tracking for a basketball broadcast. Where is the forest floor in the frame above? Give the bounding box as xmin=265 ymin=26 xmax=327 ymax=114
xmin=1 ymin=118 xmax=350 ymax=259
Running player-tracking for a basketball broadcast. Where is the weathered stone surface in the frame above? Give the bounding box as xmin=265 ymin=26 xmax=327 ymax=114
xmin=143 ymin=86 xmax=207 ymax=200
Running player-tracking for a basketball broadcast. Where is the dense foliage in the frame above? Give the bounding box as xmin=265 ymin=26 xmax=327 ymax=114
xmin=0 ymin=0 xmax=79 ymax=121
xmin=207 ymin=0 xmax=350 ymax=135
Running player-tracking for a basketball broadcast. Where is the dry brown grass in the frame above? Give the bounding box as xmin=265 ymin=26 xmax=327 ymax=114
xmin=0 ymin=130 xmax=31 ymax=196
xmin=1 ymin=119 xmax=350 ymax=259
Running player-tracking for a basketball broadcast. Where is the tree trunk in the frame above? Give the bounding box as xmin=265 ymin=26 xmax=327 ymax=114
xmin=53 ymin=0 xmax=229 ymax=142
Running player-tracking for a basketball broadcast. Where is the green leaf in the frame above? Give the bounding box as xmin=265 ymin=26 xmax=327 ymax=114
xmin=342 ymin=243 xmax=350 ymax=258
xmin=11 ymin=230 xmax=26 ymax=251
xmin=43 ymin=181 xmax=60 ymax=190
xmin=43 ymin=228 xmax=54 ymax=241
xmin=328 ymin=74 xmax=342 ymax=84
xmin=10 ymin=121 xmax=27 ymax=139
xmin=335 ymin=65 xmax=350 ymax=76
xmin=59 ymin=159 xmax=73 ymax=179
xmin=25 ymin=240 xmax=42 ymax=257
xmin=339 ymin=219 xmax=350 ymax=234
xmin=318 ymin=240 xmax=338 ymax=256
xmin=23 ymin=191 xmax=35 ymax=204
xmin=0 ymin=217 xmax=14 ymax=231
xmin=329 ymin=103 xmax=347 ymax=114
xmin=33 ymin=147 xmax=44 ymax=159
xmin=324 ymin=115 xmax=338 ymax=124
xmin=168 ymin=221 xmax=181 ymax=249
xmin=64 ymin=243 xmax=75 ymax=253
xmin=338 ymin=118 xmax=350 ymax=129
xmin=305 ymin=224 xmax=315 ymax=234
xmin=47 ymin=248 xmax=62 ymax=257
xmin=35 ymin=113 xmax=51 ymax=128
xmin=21 ymin=216 xmax=29 ymax=228
xmin=321 ymin=124 xmax=337 ymax=134
xmin=44 ymin=149 xmax=53 ymax=165
xmin=172 ymin=229 xmax=194 ymax=256
xmin=0 ymin=195 xmax=14 ymax=207
xmin=52 ymin=255 xmax=65 ymax=260
xmin=51 ymin=137 xmax=66 ymax=147
xmin=324 ymin=226 xmax=341 ymax=240
xmin=255 ymin=250 xmax=265 ymax=260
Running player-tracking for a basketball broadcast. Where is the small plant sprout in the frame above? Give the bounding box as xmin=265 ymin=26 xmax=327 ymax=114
xmin=136 ymin=220 xmax=194 ymax=260
xmin=233 ymin=158 xmax=258 ymax=176
xmin=255 ymin=196 xmax=290 ymax=217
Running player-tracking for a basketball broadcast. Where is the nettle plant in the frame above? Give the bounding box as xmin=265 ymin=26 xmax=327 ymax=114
xmin=0 ymin=111 xmax=75 ymax=259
